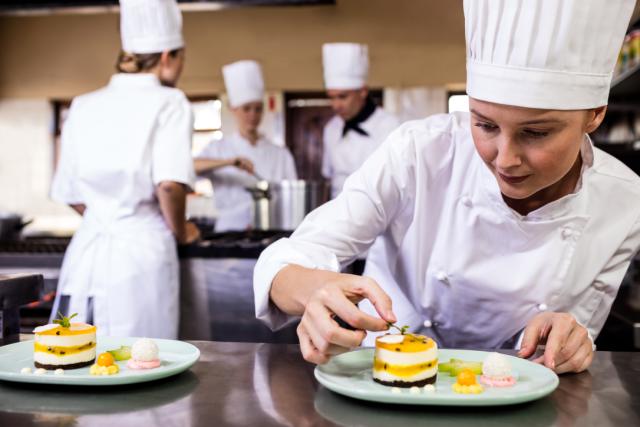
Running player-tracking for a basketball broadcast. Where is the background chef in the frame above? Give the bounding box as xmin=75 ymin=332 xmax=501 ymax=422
xmin=195 ymin=60 xmax=297 ymax=232
xmin=321 ymin=43 xmax=399 ymax=199
xmin=50 ymin=0 xmax=198 ymax=339
xmin=254 ymin=0 xmax=640 ymax=374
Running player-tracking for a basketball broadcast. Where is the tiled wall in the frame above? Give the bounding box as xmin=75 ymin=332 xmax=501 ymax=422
xmin=0 ymin=99 xmax=78 ymax=233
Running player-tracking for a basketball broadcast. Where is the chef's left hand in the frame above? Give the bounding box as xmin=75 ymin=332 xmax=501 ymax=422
xmin=518 ymin=312 xmax=593 ymax=374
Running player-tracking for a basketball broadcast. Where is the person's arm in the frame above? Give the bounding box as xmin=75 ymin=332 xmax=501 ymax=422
xmin=156 ymin=180 xmax=199 ymax=244
xmin=254 ymin=124 xmax=417 ymax=363
xmin=519 ymin=216 xmax=640 ymax=374
xmin=194 ymin=157 xmax=254 ymax=175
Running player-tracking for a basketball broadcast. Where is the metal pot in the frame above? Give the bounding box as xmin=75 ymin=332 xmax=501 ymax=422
xmin=245 ymin=180 xmax=330 ymax=231
xmin=0 ymin=213 xmax=32 ymax=241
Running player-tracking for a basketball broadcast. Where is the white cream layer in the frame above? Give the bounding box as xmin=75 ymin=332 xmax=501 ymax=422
xmin=374 ymin=347 xmax=437 ymax=366
xmin=34 ymin=348 xmax=95 ymax=366
xmin=373 ymin=365 xmax=438 ymax=383
xmin=35 ymin=333 xmax=96 ymax=347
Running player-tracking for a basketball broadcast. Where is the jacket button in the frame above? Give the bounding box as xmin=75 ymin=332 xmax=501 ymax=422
xmin=461 ymin=196 xmax=472 ymax=207
xmin=561 ymin=228 xmax=573 ymax=239
xmin=593 ymin=282 xmax=606 ymax=291
xmin=423 ymin=320 xmax=433 ymax=328
xmin=435 ymin=271 xmax=449 ymax=282
xmin=537 ymin=303 xmax=548 ymax=311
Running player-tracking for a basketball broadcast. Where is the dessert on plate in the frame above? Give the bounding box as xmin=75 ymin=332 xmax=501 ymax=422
xmin=373 ymin=329 xmax=438 ymax=387
xmin=90 ymin=352 xmax=120 ymax=375
xmin=33 ymin=313 xmax=96 ymax=370
xmin=480 ymin=352 xmax=517 ymax=387
xmin=127 ymin=338 xmax=161 ymax=370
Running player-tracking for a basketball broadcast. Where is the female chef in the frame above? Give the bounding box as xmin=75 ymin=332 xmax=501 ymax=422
xmin=50 ymin=0 xmax=198 ymax=339
xmin=253 ymin=0 xmax=640 ymax=373
xmin=195 ymin=60 xmax=297 ymax=232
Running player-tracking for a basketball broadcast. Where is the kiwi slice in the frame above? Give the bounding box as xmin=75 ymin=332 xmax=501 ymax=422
xmin=108 ymin=346 xmax=132 ymax=361
xmin=438 ymin=358 xmax=482 ymax=376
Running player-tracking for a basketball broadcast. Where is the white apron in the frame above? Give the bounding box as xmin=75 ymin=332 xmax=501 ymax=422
xmin=50 ymin=74 xmax=195 ymax=339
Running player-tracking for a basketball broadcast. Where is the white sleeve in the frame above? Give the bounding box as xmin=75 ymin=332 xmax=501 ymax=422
xmin=570 ymin=216 xmax=640 ymax=344
xmin=254 ymin=126 xmax=416 ymax=330
xmin=50 ymin=101 xmax=83 ymax=205
xmin=152 ymin=92 xmax=196 ymax=188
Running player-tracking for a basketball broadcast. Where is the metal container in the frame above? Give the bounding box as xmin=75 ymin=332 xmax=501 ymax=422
xmin=245 ymin=180 xmax=330 ymax=231
xmin=0 ymin=213 xmax=31 ymax=241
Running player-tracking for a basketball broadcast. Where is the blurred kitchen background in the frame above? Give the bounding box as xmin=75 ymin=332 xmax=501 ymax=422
xmin=1 ymin=0 xmax=640 ymax=350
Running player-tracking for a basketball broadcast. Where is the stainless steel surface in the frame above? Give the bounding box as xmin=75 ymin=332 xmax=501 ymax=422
xmin=0 ymin=343 xmax=639 ymax=426
xmin=246 ymin=179 xmax=330 ymax=231
xmin=0 ymin=274 xmax=42 ymax=345
xmin=179 ymin=258 xmax=298 ymax=343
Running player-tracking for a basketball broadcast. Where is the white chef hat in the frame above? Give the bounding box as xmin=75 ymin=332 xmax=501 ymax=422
xmin=322 ymin=43 xmax=369 ymax=90
xmin=119 ymin=0 xmax=184 ymax=54
xmin=222 ymin=60 xmax=265 ymax=108
xmin=464 ymin=0 xmax=636 ymax=110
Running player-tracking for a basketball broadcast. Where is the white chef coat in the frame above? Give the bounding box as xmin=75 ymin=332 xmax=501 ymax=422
xmin=322 ymin=106 xmax=399 ymax=198
xmin=254 ymin=112 xmax=640 ymax=349
xmin=197 ymin=133 xmax=297 ymax=232
xmin=51 ymin=73 xmax=195 ymax=339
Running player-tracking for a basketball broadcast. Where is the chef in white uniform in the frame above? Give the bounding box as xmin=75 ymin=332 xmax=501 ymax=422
xmin=50 ymin=0 xmax=198 ymax=339
xmin=254 ymin=0 xmax=640 ymax=374
xmin=321 ymin=43 xmax=399 ymax=198
xmin=195 ymin=60 xmax=297 ymax=232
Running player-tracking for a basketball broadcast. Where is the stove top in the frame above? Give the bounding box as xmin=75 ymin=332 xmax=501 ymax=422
xmin=0 ymin=231 xmax=291 ymax=260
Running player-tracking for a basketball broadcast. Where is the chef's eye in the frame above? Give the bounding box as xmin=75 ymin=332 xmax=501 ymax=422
xmin=522 ymin=128 xmax=549 ymax=139
xmin=474 ymin=122 xmax=498 ymax=133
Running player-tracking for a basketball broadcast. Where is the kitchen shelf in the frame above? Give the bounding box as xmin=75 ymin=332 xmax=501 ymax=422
xmin=610 ymin=62 xmax=640 ymax=103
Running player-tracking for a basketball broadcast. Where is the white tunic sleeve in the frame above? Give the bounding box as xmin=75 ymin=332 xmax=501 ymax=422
xmin=254 ymin=125 xmax=417 ymax=330
xmin=571 ymin=216 xmax=640 ymax=342
xmin=152 ymin=92 xmax=196 ymax=188
xmin=50 ymin=101 xmax=83 ymax=205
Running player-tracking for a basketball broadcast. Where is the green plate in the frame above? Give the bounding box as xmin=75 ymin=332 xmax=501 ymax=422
xmin=315 ymin=348 xmax=558 ymax=406
xmin=0 ymin=337 xmax=200 ymax=386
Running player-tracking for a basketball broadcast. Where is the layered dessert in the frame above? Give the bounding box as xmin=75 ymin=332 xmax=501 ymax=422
xmin=373 ymin=333 xmax=438 ymax=387
xmin=33 ymin=314 xmax=96 ymax=370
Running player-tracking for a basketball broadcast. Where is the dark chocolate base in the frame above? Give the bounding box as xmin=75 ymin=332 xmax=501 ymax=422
xmin=373 ymin=373 xmax=437 ymax=388
xmin=34 ymin=358 xmax=95 ymax=370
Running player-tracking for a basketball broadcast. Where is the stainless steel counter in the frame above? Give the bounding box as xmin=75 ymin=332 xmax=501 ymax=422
xmin=0 ymin=342 xmax=638 ymax=427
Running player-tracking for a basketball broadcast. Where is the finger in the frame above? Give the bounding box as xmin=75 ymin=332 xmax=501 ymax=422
xmin=543 ymin=315 xmax=576 ymax=370
xmin=319 ymin=285 xmax=389 ymax=332
xmin=518 ymin=315 xmax=548 ymax=358
xmin=306 ymin=299 xmax=366 ymax=349
xmin=347 ymin=276 xmax=396 ymax=324
xmin=555 ymin=325 xmax=589 ymax=368
xmin=297 ymin=322 xmax=329 ymax=365
xmin=555 ymin=341 xmax=593 ymax=374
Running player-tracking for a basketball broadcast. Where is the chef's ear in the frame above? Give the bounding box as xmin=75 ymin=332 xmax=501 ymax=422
xmin=584 ymin=106 xmax=607 ymax=134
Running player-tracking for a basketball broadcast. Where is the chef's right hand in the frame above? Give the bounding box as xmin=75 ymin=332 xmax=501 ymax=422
xmin=297 ymin=275 xmax=396 ymax=364
xmin=232 ymin=157 xmax=255 ymax=174
xmin=178 ymin=221 xmax=201 ymax=245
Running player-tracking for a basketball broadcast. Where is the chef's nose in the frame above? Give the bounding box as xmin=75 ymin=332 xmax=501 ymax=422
xmin=494 ymin=136 xmax=522 ymax=170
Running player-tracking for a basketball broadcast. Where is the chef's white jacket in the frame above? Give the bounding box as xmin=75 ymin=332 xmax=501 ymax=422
xmin=197 ymin=133 xmax=297 ymax=232
xmin=51 ymin=73 xmax=195 ymax=339
xmin=254 ymin=112 xmax=640 ymax=349
xmin=322 ymin=106 xmax=400 ymax=198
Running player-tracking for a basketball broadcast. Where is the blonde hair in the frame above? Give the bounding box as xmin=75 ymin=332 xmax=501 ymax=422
xmin=116 ymin=49 xmax=180 ymax=73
